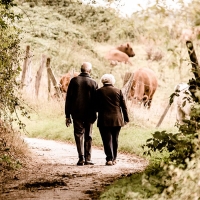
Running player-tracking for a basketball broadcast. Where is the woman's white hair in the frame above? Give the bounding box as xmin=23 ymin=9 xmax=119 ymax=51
xmin=101 ymin=74 xmax=116 ymax=85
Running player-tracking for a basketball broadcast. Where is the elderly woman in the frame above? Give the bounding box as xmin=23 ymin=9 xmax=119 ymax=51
xmin=96 ymin=74 xmax=129 ymax=166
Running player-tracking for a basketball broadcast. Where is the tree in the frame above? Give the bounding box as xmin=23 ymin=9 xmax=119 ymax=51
xmin=0 ymin=0 xmax=28 ymax=129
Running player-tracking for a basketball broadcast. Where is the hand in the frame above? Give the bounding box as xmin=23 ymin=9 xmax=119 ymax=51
xmin=66 ymin=118 xmax=72 ymax=127
xmin=124 ymin=121 xmax=128 ymax=125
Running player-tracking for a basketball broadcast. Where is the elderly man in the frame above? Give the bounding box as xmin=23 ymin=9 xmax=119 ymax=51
xmin=65 ymin=62 xmax=98 ymax=166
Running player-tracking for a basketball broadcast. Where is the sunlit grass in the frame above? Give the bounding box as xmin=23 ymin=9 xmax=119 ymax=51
xmin=21 ymin=94 xmax=178 ymax=158
xmin=99 ymin=172 xmax=161 ymax=200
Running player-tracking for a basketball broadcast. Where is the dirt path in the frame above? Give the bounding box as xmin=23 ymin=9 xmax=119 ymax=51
xmin=1 ymin=138 xmax=148 ymax=200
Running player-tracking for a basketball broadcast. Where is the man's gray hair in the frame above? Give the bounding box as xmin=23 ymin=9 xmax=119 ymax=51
xmin=81 ymin=62 xmax=92 ymax=73
xmin=101 ymin=74 xmax=116 ymax=85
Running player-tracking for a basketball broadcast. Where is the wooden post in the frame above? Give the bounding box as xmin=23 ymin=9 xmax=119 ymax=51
xmin=186 ymin=40 xmax=200 ymax=79
xmin=46 ymin=58 xmax=62 ymax=99
xmin=35 ymin=55 xmax=46 ymax=98
xmin=121 ymin=72 xmax=134 ymax=101
xmin=156 ymin=104 xmax=171 ymax=128
xmin=47 ymin=69 xmax=51 ymax=101
xmin=156 ymin=92 xmax=176 ymax=128
xmin=21 ymin=45 xmax=30 ymax=89
xmin=123 ymin=72 xmax=132 ymax=86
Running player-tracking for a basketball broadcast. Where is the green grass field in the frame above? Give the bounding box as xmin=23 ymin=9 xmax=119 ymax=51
xmin=21 ymin=97 xmax=178 ymax=157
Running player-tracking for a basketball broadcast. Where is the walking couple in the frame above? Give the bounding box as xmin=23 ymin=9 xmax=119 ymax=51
xmin=65 ymin=62 xmax=129 ymax=166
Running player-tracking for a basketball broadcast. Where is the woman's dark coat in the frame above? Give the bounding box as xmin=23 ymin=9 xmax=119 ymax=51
xmin=96 ymin=84 xmax=129 ymax=127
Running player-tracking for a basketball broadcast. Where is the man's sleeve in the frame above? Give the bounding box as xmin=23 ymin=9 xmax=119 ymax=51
xmin=65 ymin=81 xmax=72 ymax=118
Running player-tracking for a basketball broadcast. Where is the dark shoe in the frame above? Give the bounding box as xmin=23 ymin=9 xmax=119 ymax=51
xmin=106 ymin=161 xmax=113 ymax=166
xmin=85 ymin=161 xmax=94 ymax=165
xmin=113 ymin=160 xmax=117 ymax=165
xmin=77 ymin=159 xmax=84 ymax=166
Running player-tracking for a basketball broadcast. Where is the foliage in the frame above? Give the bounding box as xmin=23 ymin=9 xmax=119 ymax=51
xmin=0 ymin=0 xmax=30 ymax=129
xmin=0 ymin=123 xmax=23 ymax=171
xmin=100 ymin=172 xmax=157 ymax=200
xmin=140 ymin=69 xmax=200 ymax=198
xmin=142 ymin=128 xmax=199 ymax=167
xmin=15 ymin=0 xmax=197 ymax=84
xmin=100 ymin=161 xmax=169 ymax=200
xmin=155 ymin=156 xmax=200 ymax=200
xmin=0 ymin=0 xmax=31 ymax=175
xmin=18 ymin=0 xmax=136 ymax=43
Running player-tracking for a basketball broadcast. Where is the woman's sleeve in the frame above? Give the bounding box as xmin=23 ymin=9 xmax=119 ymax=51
xmin=120 ymin=90 xmax=129 ymax=122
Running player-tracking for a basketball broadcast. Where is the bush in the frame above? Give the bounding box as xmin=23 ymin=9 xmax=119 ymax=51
xmin=0 ymin=0 xmax=30 ymax=176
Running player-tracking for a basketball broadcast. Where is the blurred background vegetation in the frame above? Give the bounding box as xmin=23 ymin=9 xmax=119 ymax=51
xmin=14 ymin=0 xmax=200 ymax=133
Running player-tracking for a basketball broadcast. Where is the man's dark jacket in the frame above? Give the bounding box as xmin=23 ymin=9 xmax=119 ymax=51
xmin=96 ymin=84 xmax=129 ymax=127
xmin=65 ymin=73 xmax=98 ymax=123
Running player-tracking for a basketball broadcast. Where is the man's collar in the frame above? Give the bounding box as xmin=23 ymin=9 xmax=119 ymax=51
xmin=79 ymin=72 xmax=90 ymax=77
xmin=103 ymin=84 xmax=113 ymax=87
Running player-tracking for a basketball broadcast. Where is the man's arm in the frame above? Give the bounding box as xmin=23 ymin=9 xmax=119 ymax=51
xmin=65 ymin=81 xmax=72 ymax=127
